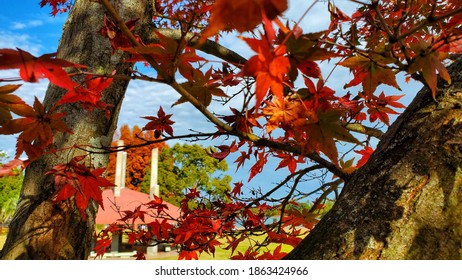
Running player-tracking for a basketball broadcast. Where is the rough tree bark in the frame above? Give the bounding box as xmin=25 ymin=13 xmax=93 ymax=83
xmin=0 ymin=0 xmax=153 ymax=260
xmin=286 ymin=58 xmax=462 ymax=260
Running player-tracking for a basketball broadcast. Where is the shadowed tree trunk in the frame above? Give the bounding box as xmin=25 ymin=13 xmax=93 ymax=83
xmin=0 ymin=0 xmax=153 ymax=260
xmin=286 ymin=58 xmax=462 ymax=260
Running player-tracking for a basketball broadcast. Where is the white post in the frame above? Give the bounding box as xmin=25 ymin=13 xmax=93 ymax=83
xmin=147 ymin=147 xmax=160 ymax=257
xmin=111 ymin=140 xmax=127 ymax=256
xmin=114 ymin=140 xmax=125 ymax=197
xmin=149 ymin=148 xmax=159 ymax=199
xmin=121 ymin=151 xmax=127 ymax=189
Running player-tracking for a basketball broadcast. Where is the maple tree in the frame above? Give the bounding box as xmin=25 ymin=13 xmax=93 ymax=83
xmin=105 ymin=124 xmax=167 ymax=191
xmin=104 ymin=125 xmax=231 ymax=204
xmin=0 ymin=0 xmax=462 ymax=260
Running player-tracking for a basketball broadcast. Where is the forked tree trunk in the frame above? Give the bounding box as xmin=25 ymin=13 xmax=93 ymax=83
xmin=0 ymin=0 xmax=152 ymax=259
xmin=286 ymin=58 xmax=462 ymax=259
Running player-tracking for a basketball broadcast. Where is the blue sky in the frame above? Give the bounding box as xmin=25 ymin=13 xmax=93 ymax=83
xmin=0 ymin=1 xmax=423 ymax=202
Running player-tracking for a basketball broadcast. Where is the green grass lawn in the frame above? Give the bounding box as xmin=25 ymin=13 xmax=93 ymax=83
xmin=0 ymin=230 xmax=295 ymax=260
xmin=151 ymin=235 xmax=295 ymax=260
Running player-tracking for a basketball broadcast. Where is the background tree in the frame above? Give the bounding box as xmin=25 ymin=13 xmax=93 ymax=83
xmin=105 ymin=124 xmax=167 ymax=191
xmin=0 ymin=0 xmax=461 ymax=260
xmin=0 ymin=153 xmax=22 ymax=231
xmin=140 ymin=143 xmax=232 ymax=205
xmin=105 ymin=125 xmax=231 ymax=205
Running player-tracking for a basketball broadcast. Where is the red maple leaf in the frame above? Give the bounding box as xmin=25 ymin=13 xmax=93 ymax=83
xmin=340 ymin=54 xmax=399 ymax=97
xmin=39 ymin=0 xmax=71 ymax=16
xmin=266 ymin=231 xmax=303 ymax=248
xmin=133 ymin=251 xmax=146 ymax=260
xmin=124 ymin=31 xmax=205 ymax=81
xmin=230 ymin=247 xmax=259 ymax=260
xmin=142 ymin=106 xmax=175 ymax=138
xmin=98 ymin=16 xmax=141 ymax=54
xmin=120 ymin=205 xmax=146 ymax=225
xmin=0 ymin=48 xmax=82 ymax=89
xmin=231 ymin=181 xmax=244 ymax=196
xmin=234 ymin=150 xmax=251 ymax=171
xmin=257 ymin=244 xmax=287 ymax=260
xmin=248 ymin=151 xmax=268 ymax=182
xmin=178 ymin=249 xmax=199 ymax=260
xmin=146 ymin=195 xmax=169 ymax=215
xmin=275 ymin=153 xmax=305 ymax=174
xmin=262 ymin=98 xmax=303 ymax=133
xmin=207 ymin=141 xmax=238 ymax=161
xmin=93 ymin=237 xmax=112 ymax=258
xmin=408 ymin=39 xmax=451 ymax=98
xmin=220 ymin=107 xmax=261 ymax=134
xmin=147 ymin=219 xmax=174 ymax=241
xmin=57 ymin=74 xmax=114 ymax=114
xmin=47 ymin=156 xmax=115 ymax=220
xmin=366 ymin=92 xmax=406 ymax=125
xmin=354 ymin=146 xmax=374 ymax=168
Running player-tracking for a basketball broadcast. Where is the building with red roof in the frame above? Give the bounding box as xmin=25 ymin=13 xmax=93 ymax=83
xmin=96 ymin=187 xmax=180 ymax=225
xmin=91 ymin=146 xmax=180 ymax=258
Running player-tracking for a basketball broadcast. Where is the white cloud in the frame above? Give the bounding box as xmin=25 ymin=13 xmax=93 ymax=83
xmin=11 ymin=22 xmax=26 ymax=30
xmin=11 ymin=19 xmax=44 ymax=30
xmin=0 ymin=31 xmax=43 ymax=55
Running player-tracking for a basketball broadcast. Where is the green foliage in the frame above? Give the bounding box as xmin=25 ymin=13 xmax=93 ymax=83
xmin=140 ymin=143 xmax=232 ymax=205
xmin=0 ymin=154 xmax=23 ymax=224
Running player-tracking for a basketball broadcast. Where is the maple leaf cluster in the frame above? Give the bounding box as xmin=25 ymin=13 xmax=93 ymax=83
xmin=0 ymin=48 xmax=118 ymax=161
xmin=39 ymin=0 xmax=72 ymax=16
xmin=46 ymin=155 xmax=115 ymax=219
xmin=92 ymin=185 xmax=311 ymax=260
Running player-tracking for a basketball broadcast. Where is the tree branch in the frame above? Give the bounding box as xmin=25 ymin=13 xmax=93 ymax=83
xmin=343 ymin=123 xmax=384 ymax=140
xmin=147 ymin=28 xmax=247 ymax=67
xmin=100 ymin=0 xmax=350 ymax=181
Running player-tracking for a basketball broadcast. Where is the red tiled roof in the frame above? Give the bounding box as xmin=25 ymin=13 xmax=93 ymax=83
xmin=96 ymin=188 xmax=180 ymax=225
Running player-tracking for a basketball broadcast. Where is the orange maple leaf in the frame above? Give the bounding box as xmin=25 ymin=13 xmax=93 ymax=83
xmin=298 ymin=110 xmax=360 ymax=164
xmin=408 ymin=39 xmax=451 ymax=98
xmin=0 ymin=97 xmax=72 ymax=160
xmin=200 ymin=0 xmax=288 ymax=42
xmin=340 ymin=54 xmax=399 ymax=97
xmin=262 ymin=98 xmax=303 ymax=133
xmin=0 ymin=84 xmax=24 ymax=125
xmin=242 ymin=36 xmax=290 ymax=107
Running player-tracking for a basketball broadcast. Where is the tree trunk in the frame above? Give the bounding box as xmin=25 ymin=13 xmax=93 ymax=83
xmin=0 ymin=0 xmax=153 ymax=259
xmin=286 ymin=58 xmax=462 ymax=259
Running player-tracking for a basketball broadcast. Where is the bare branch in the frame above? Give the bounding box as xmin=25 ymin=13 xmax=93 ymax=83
xmin=148 ymin=28 xmax=247 ymax=67
xmin=344 ymin=123 xmax=384 ymax=139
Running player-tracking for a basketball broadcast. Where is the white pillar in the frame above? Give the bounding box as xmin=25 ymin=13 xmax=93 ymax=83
xmin=114 ymin=140 xmax=125 ymax=197
xmin=121 ymin=151 xmax=127 ymax=189
xmin=149 ymin=148 xmax=159 ymax=199
xmin=147 ymin=147 xmax=160 ymax=257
